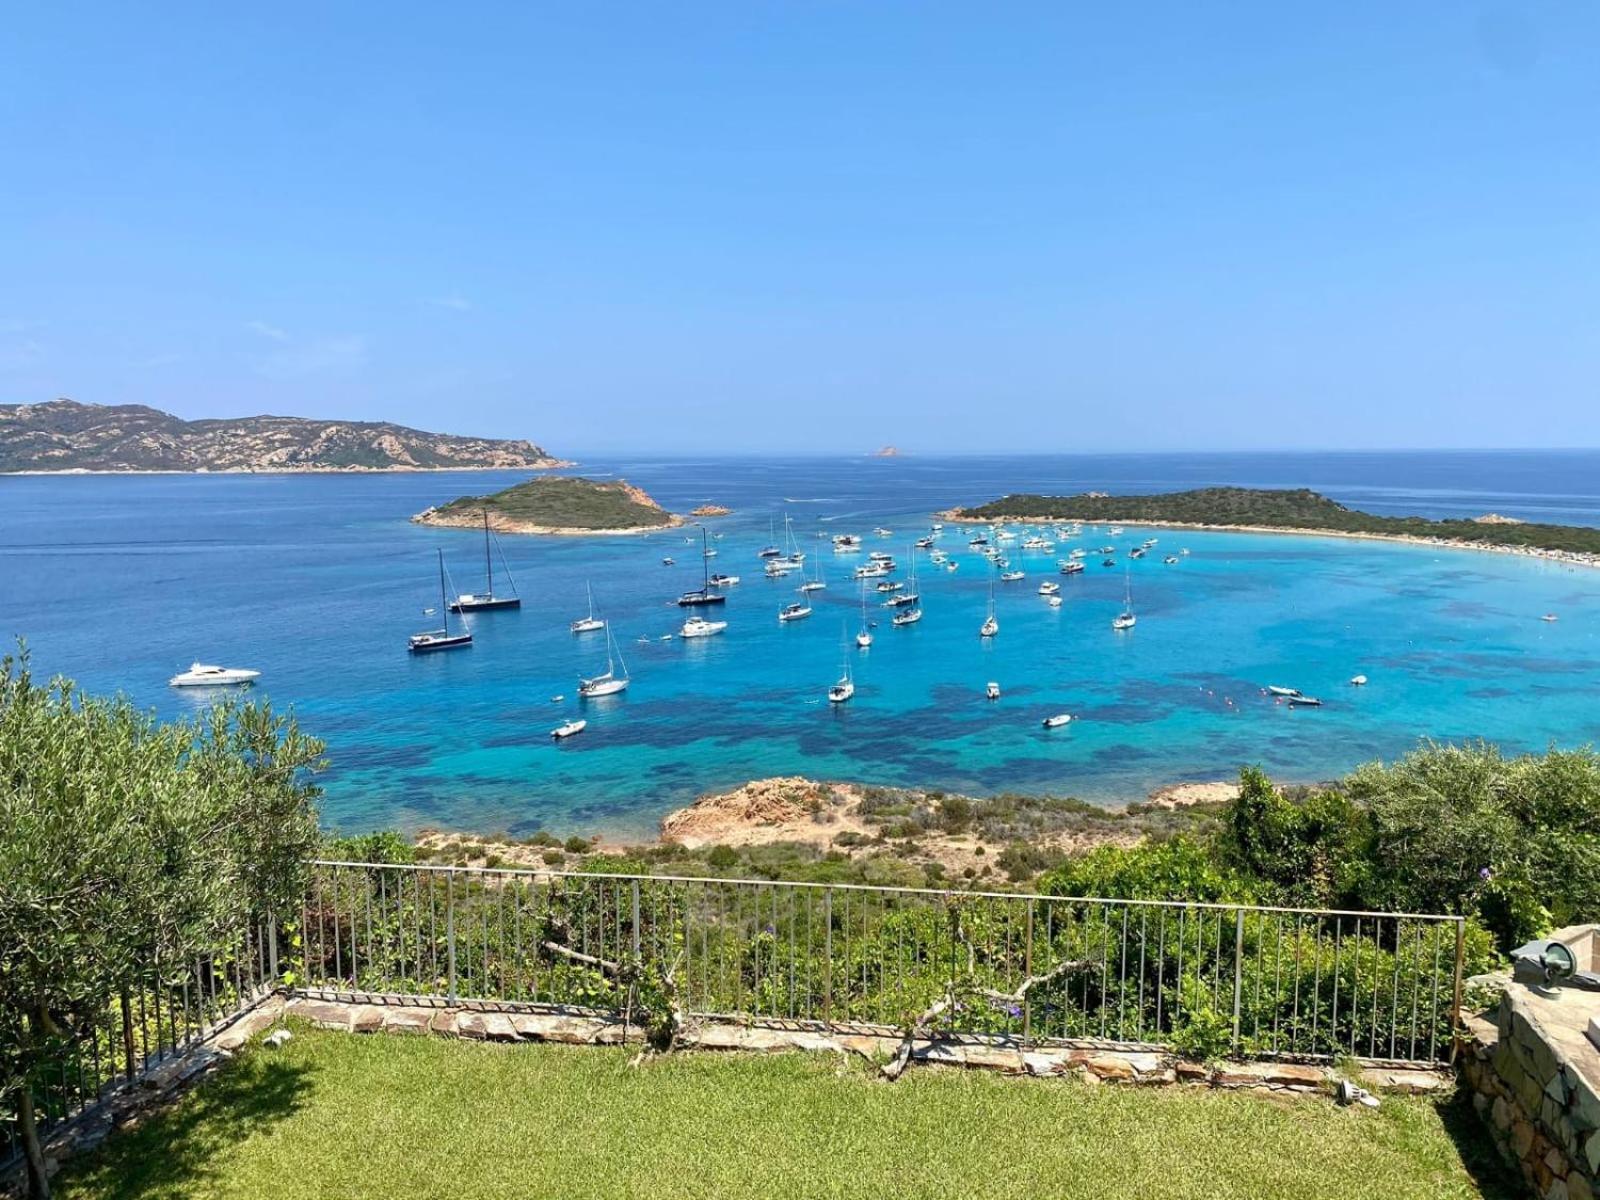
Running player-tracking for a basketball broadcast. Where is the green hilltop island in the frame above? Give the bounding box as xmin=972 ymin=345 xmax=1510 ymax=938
xmin=414 ymin=475 xmax=686 ymax=535
xmin=943 ymin=485 xmax=1600 ymax=560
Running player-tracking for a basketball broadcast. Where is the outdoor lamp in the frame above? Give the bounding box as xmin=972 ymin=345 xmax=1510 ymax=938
xmin=1509 ymin=939 xmax=1600 ymax=991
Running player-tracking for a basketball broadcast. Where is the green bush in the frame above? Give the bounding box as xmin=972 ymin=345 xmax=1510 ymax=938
xmin=1040 ymin=837 xmax=1254 ymax=904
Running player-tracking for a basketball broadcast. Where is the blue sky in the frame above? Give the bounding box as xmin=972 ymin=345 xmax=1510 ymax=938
xmin=3 ymin=3 xmax=1597 ymax=454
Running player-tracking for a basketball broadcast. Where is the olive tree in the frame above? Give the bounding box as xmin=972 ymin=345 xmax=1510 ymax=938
xmin=0 ymin=651 xmax=323 ymax=1198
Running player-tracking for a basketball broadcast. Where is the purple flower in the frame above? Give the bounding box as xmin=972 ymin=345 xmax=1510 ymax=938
xmin=1479 ymin=867 xmax=1494 ymax=881
xmin=1004 ymin=1004 xmax=1022 ymax=1018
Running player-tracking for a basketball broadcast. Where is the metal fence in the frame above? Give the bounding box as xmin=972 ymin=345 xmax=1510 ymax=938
xmin=299 ymin=861 xmax=1467 ymax=1066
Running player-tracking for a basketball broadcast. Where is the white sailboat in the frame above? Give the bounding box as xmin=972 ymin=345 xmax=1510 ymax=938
xmin=570 ymin=582 xmax=605 ymax=634
xmin=856 ymin=580 xmax=874 ymax=648
xmin=778 ymin=589 xmax=813 ymax=622
xmin=800 ymin=535 xmax=828 ymax=592
xmin=827 ymin=658 xmax=855 ymax=703
xmin=887 ymin=544 xmax=919 ymax=607
xmin=578 ymin=627 xmax=629 ymax=697
xmin=1111 ymin=568 xmax=1136 ymax=630
xmin=980 ymin=572 xmax=998 ymax=638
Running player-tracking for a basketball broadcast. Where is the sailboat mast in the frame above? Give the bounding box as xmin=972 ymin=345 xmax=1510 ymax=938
xmin=437 ymin=549 xmax=451 ymax=633
xmin=701 ymin=525 xmax=710 ymax=590
xmin=483 ymin=511 xmax=493 ymax=595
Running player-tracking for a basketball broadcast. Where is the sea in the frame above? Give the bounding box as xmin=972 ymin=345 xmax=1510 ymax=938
xmin=3 ymin=450 xmax=1599 ymax=839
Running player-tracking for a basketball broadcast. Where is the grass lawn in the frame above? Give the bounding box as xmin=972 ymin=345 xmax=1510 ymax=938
xmin=56 ymin=1023 xmax=1516 ymax=1200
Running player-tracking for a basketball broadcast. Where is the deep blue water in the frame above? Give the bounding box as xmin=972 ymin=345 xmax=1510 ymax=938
xmin=3 ymin=451 xmax=1599 ymax=838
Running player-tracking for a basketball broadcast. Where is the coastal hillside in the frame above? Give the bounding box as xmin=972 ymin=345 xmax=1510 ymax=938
xmin=0 ymin=398 xmax=565 ymax=473
xmin=414 ymin=475 xmax=682 ymax=534
xmin=950 ymin=486 xmax=1600 ymax=556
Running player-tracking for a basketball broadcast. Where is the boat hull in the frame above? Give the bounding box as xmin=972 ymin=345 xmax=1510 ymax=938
xmin=677 ymin=592 xmax=728 ymax=607
xmin=409 ymin=633 xmax=473 ymax=653
xmin=450 ymin=596 xmax=521 ymax=612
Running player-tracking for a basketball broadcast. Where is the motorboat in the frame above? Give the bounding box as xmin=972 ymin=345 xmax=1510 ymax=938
xmin=680 ymin=616 xmax=727 ymax=638
xmin=875 ymin=580 xmax=903 ymax=593
xmin=1163 ymin=555 xmax=1179 ymax=565
xmin=450 ymin=511 xmax=522 ymax=611
xmin=169 ymin=662 xmax=260 ymax=688
xmin=1041 ymin=713 xmax=1072 ymax=728
xmin=1060 ymin=561 xmax=1085 ymax=575
xmin=832 ymin=534 xmax=862 ymax=549
xmin=570 ymin=582 xmax=605 ymax=633
xmin=1266 ymin=685 xmax=1302 ymax=698
xmin=708 ymin=573 xmax=741 ymax=587
xmin=1542 ymin=613 xmax=1559 ymax=622
xmin=1288 ymin=696 xmax=1323 ymax=708
xmin=409 ymin=550 xmax=474 ymax=653
xmin=1000 ymin=569 xmax=1025 ymax=582
xmin=551 ymin=719 xmax=586 ymax=740
xmin=1038 ymin=581 xmax=1060 ymax=596
xmin=1047 ymin=595 xmax=1063 ymax=608
xmin=986 ymin=681 xmax=1000 ymax=700
xmin=874 ymin=527 xmax=893 ymax=537
xmin=1349 ymin=675 xmax=1368 ymax=686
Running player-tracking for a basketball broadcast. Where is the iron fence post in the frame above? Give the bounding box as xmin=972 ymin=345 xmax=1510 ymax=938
xmin=823 ymin=888 xmax=833 ymax=1023
xmin=1231 ymin=908 xmax=1245 ymax=1053
xmin=446 ymin=870 xmax=458 ymax=1005
xmin=120 ymin=988 xmax=136 ymax=1082
xmin=631 ymin=880 xmax=642 ymax=961
xmin=1449 ymin=917 xmax=1466 ymax=1063
xmin=1023 ymin=903 xmax=1034 ymax=1044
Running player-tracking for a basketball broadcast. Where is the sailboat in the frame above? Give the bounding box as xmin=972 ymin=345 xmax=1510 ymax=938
xmin=800 ymin=535 xmax=828 ymax=593
xmin=828 ymin=658 xmax=855 ymax=703
xmin=678 ymin=526 xmax=728 ymax=607
xmin=578 ymin=626 xmax=629 ymax=697
xmin=1112 ymin=567 xmax=1137 ymax=630
xmin=856 ymin=580 xmax=874 ymax=647
xmin=773 ymin=514 xmax=806 ymax=570
xmin=759 ymin=516 xmax=782 ymax=559
xmin=570 ymin=582 xmax=605 ymax=634
xmin=409 ymin=550 xmax=474 ymax=653
xmin=450 ymin=511 xmax=522 ymax=611
xmin=980 ymin=571 xmax=998 ymax=637
xmin=778 ymin=587 xmax=813 ymax=622
xmin=887 ymin=544 xmax=920 ymax=607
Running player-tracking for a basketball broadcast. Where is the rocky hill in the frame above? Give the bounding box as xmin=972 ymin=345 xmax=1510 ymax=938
xmin=0 ymin=399 xmax=565 ymax=473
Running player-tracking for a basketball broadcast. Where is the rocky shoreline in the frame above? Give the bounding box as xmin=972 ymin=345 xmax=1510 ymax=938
xmin=415 ymin=775 xmax=1239 ymax=880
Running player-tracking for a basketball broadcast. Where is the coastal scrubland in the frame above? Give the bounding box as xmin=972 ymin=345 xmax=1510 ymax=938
xmin=52 ymin=1025 xmax=1513 ymax=1200
xmin=415 ymin=475 xmax=679 ymax=533
xmin=951 ymin=486 xmax=1600 ymax=556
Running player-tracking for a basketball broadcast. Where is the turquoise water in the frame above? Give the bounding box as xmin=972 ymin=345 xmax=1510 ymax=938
xmin=4 ymin=452 xmax=1599 ymax=838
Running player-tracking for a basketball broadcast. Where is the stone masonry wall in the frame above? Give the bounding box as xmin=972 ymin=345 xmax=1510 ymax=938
xmin=1462 ymin=988 xmax=1600 ymax=1200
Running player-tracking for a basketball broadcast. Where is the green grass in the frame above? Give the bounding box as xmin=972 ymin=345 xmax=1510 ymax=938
xmin=55 ymin=1022 xmax=1515 ymax=1200
xmin=433 ymin=475 xmax=671 ymax=529
xmin=957 ymin=486 xmax=1600 ymax=555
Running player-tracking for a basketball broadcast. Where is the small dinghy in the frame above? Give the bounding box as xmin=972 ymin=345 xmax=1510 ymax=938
xmin=551 ymin=719 xmax=587 ymax=739
xmin=1288 ymin=696 xmax=1323 ymax=708
xmin=1041 ymin=713 xmax=1072 ymax=728
xmin=1349 ymin=675 xmax=1368 ymax=686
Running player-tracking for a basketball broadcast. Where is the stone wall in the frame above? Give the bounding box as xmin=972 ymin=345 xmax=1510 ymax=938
xmin=1461 ymin=933 xmax=1600 ymax=1200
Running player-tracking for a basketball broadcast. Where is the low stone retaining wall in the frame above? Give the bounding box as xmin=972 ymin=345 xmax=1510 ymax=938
xmin=284 ymin=993 xmax=1446 ymax=1096
xmin=1461 ymin=926 xmax=1600 ymax=1200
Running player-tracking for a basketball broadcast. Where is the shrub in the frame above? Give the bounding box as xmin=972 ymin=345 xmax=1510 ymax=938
xmin=1040 ymin=837 xmax=1254 ymax=904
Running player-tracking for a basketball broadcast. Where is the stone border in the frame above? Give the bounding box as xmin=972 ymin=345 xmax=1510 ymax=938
xmin=283 ymin=995 xmax=1447 ymax=1096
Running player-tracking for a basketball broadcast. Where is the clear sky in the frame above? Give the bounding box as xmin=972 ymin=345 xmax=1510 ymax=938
xmin=3 ymin=3 xmax=1598 ymax=455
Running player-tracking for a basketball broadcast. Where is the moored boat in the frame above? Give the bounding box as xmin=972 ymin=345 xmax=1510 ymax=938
xmin=169 ymin=662 xmax=260 ymax=687
xmin=450 ymin=510 xmax=522 ymax=611
xmin=551 ymin=719 xmax=587 ymax=739
xmin=410 ymin=550 xmax=474 ymax=653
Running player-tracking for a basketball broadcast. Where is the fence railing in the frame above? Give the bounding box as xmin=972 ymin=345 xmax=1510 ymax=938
xmin=1 ymin=917 xmax=278 ymax=1172
xmin=299 ymin=861 xmax=1467 ymax=1066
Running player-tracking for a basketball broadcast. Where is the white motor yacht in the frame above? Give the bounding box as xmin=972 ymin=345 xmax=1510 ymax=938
xmin=169 ymin=662 xmax=260 ymax=688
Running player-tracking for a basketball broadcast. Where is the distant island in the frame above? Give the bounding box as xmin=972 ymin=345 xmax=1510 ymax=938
xmin=944 ymin=486 xmax=1600 ymax=561
xmin=690 ymin=504 xmax=732 ymax=517
xmin=414 ymin=475 xmax=684 ymax=535
xmin=0 ymin=398 xmax=567 ymax=473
